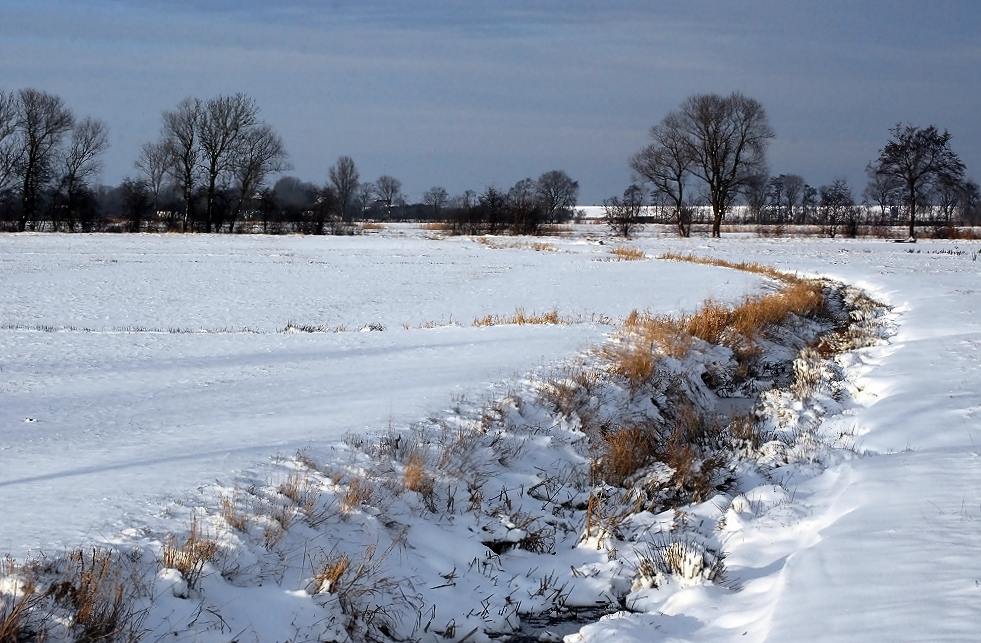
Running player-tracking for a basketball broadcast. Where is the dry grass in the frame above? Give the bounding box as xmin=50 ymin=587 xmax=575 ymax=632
xmin=310 ymin=552 xmax=351 ymax=595
xmin=658 ymin=251 xmax=802 ymax=284
xmin=623 ymin=310 xmax=692 ymax=359
xmin=1 ymin=558 xmax=42 ymax=643
xmin=340 ymin=477 xmax=374 ymax=515
xmin=595 ymin=425 xmax=657 ymax=486
xmin=308 ymin=543 xmax=403 ymax=639
xmin=48 ymin=548 xmax=144 ymax=643
xmin=726 ymin=412 xmax=767 ymax=449
xmin=660 ymin=406 xmax=729 ymax=504
xmin=403 ymin=452 xmax=435 ymax=498
xmin=3 ymin=550 xmax=146 ymax=643
xmin=537 ymin=366 xmax=601 ymax=417
xmin=540 ymin=224 xmax=574 ymax=234
xmin=683 ymin=282 xmax=826 ymax=347
xmin=473 ymin=307 xmax=563 ymax=327
xmin=600 ymin=343 xmax=659 ymax=391
xmin=475 ymin=237 xmax=560 ymax=252
xmin=220 ymin=496 xmax=248 ymax=531
xmin=360 ymin=222 xmax=384 ymax=231
xmin=279 ymin=474 xmax=317 ymax=514
xmin=611 ymin=246 xmax=646 ymax=261
xmin=636 ymin=537 xmax=726 ymax=586
xmin=582 ymin=488 xmax=641 ymax=546
xmin=422 ymin=221 xmax=451 ymax=231
xmin=162 ymin=518 xmax=218 ymax=590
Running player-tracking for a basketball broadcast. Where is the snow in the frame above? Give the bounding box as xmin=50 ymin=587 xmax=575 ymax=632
xmin=0 ymin=231 xmax=763 ymax=554
xmin=3 ymin=228 xmax=981 ymax=643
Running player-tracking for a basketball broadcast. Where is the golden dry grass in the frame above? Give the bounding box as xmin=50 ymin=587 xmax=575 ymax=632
xmin=600 ymin=343 xmax=658 ymax=390
xmin=473 ymin=307 xmax=563 ymax=327
xmin=220 ymin=496 xmax=248 ymax=532
xmin=0 ymin=558 xmax=39 ymax=643
xmin=311 ymin=553 xmax=351 ymax=594
xmin=540 ymin=224 xmax=574 ymax=234
xmin=622 ymin=311 xmax=693 ymax=359
xmin=422 ymin=221 xmax=451 ymax=231
xmin=162 ymin=519 xmax=218 ymax=589
xmin=340 ymin=477 xmax=374 ymax=514
xmin=360 ymin=222 xmax=384 ymax=231
xmin=611 ymin=246 xmax=646 ymax=261
xmin=403 ymin=452 xmax=434 ymax=497
xmin=682 ymin=282 xmax=826 ymax=347
xmin=596 ymin=426 xmax=657 ymax=486
xmin=658 ymin=251 xmax=803 ymax=284
xmin=530 ymin=241 xmax=557 ymax=252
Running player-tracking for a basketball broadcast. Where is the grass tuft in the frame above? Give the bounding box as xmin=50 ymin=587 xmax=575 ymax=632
xmin=162 ymin=518 xmax=218 ymax=590
xmin=611 ymin=246 xmax=646 ymax=261
xmin=473 ymin=307 xmax=564 ymax=327
xmin=403 ymin=452 xmax=435 ymax=499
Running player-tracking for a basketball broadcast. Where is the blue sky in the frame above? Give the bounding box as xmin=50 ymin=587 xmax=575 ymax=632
xmin=2 ymin=0 xmax=979 ymax=203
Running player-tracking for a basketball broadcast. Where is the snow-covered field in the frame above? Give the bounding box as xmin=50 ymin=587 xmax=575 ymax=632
xmin=2 ymin=227 xmax=980 ymax=642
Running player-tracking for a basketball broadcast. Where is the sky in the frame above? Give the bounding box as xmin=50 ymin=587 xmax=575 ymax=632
xmin=1 ymin=0 xmax=979 ymax=204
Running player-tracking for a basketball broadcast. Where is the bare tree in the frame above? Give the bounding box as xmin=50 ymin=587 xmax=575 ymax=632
xmin=783 ymin=174 xmax=806 ymax=224
xmin=961 ymin=180 xmax=981 ymax=226
xmin=227 ymin=123 xmax=290 ymax=233
xmin=603 ymin=184 xmax=646 ymax=238
xmin=162 ymin=97 xmax=203 ymax=232
xmin=869 ymin=124 xmax=966 ymax=240
xmin=328 ymin=156 xmax=360 ymax=222
xmin=630 ymin=112 xmax=694 ymax=236
xmin=535 ymin=170 xmax=579 ymax=223
xmin=675 ymin=92 xmax=774 ymax=237
xmin=505 ymin=177 xmax=541 ymax=234
xmin=375 ymin=175 xmax=401 ymax=219
xmin=744 ymin=174 xmax=769 ymax=225
xmin=422 ymin=185 xmax=448 ymax=219
xmin=0 ymin=90 xmax=19 ymax=192
xmin=57 ymin=117 xmax=109 ymax=231
xmin=135 ymin=140 xmax=170 ymax=216
xmin=355 ymin=181 xmax=376 ymax=217
xmin=14 ymin=88 xmax=75 ymax=231
xmin=120 ymin=177 xmax=152 ymax=233
xmin=199 ymin=93 xmax=259 ymax=232
xmin=862 ymin=167 xmax=901 ymax=225
xmin=478 ymin=185 xmax=507 ymax=234
xmin=818 ymin=178 xmax=855 ymax=238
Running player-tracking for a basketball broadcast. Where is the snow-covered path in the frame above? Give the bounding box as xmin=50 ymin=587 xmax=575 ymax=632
xmin=634 ymin=237 xmax=981 ymax=642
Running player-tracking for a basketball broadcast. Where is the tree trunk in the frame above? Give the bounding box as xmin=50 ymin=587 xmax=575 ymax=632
xmin=711 ymin=204 xmax=723 ymax=237
xmin=908 ymin=188 xmax=916 ymax=240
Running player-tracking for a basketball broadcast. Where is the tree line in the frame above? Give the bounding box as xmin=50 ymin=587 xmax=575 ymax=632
xmin=612 ymin=91 xmax=977 ymax=239
xmin=0 ymin=87 xmax=580 ymax=235
xmin=1 ymin=87 xmax=975 ymax=238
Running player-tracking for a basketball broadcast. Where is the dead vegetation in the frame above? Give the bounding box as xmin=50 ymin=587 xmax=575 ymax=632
xmin=472 ymin=307 xmax=564 ymax=327
xmin=162 ymin=518 xmax=218 ymax=590
xmin=1 ymin=549 xmax=146 ymax=643
xmin=610 ymin=246 xmax=646 ymax=261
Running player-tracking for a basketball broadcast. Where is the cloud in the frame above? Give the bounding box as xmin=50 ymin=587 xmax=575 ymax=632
xmin=2 ymin=0 xmax=979 ymax=201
